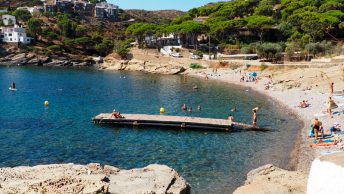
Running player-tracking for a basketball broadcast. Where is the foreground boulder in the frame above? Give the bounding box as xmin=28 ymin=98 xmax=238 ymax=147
xmin=0 ymin=163 xmax=190 ymax=194
xmin=233 ymin=164 xmax=307 ymax=194
xmin=307 ymin=152 xmax=344 ymax=194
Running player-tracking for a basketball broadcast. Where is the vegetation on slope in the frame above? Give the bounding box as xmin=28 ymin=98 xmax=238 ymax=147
xmin=126 ymin=0 xmax=344 ymax=61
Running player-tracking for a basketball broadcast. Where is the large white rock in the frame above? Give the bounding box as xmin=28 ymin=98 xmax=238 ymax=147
xmin=307 ymin=152 xmax=344 ymax=194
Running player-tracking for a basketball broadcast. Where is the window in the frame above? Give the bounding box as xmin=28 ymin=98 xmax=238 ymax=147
xmin=9 ymin=33 xmax=12 ymax=36
xmin=10 ymin=38 xmax=12 ymax=41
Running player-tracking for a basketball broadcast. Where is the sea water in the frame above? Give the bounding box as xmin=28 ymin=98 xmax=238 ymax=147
xmin=0 ymin=66 xmax=302 ymax=193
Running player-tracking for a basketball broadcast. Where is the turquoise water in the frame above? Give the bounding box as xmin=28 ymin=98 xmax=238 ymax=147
xmin=0 ymin=67 xmax=302 ymax=193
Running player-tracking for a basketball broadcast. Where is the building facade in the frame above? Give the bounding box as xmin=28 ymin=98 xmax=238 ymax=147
xmin=44 ymin=0 xmax=57 ymax=13
xmin=74 ymin=0 xmax=94 ymax=15
xmin=0 ymin=25 xmax=32 ymax=44
xmin=2 ymin=15 xmax=17 ymax=26
xmin=95 ymin=2 xmax=119 ymax=21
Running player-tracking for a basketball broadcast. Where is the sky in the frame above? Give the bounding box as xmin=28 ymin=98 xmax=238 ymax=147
xmin=108 ymin=0 xmax=219 ymax=11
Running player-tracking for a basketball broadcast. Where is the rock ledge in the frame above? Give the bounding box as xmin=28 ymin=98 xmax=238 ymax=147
xmin=0 ymin=163 xmax=190 ymax=194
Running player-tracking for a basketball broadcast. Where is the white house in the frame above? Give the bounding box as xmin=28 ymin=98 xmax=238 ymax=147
xmin=2 ymin=15 xmax=16 ymax=26
xmin=0 ymin=24 xmax=32 ymax=44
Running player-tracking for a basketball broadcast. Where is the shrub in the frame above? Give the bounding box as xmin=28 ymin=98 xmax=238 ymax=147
xmin=95 ymin=38 xmax=114 ymax=56
xmin=47 ymin=45 xmax=61 ymax=52
xmin=117 ymin=47 xmax=129 ymax=59
xmin=193 ymin=50 xmax=203 ymax=57
xmin=190 ymin=63 xmax=204 ymax=69
xmin=241 ymin=43 xmax=257 ymax=54
xmin=175 ymin=48 xmax=181 ymax=53
xmin=256 ymin=43 xmax=283 ymax=61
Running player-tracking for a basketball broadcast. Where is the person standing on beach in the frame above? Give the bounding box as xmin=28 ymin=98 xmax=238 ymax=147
xmin=330 ymin=82 xmax=334 ymax=96
xmin=252 ymin=107 xmax=258 ymax=128
xmin=326 ymin=96 xmax=337 ymax=117
xmin=228 ymin=114 xmax=234 ymax=122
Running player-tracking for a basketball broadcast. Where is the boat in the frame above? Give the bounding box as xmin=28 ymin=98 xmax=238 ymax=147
xmin=9 ymin=87 xmax=17 ymax=91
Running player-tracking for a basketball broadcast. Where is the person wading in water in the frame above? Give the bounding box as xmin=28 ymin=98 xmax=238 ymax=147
xmin=252 ymin=107 xmax=259 ymax=128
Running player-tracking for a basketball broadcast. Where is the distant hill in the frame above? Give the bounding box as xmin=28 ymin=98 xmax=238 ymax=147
xmin=124 ymin=9 xmax=185 ymax=24
xmin=0 ymin=0 xmax=43 ymax=8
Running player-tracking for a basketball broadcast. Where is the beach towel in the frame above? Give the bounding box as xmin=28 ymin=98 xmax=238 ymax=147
xmin=311 ymin=142 xmax=337 ymax=148
xmin=333 ymin=95 xmax=344 ymax=100
xmin=337 ymin=103 xmax=344 ymax=107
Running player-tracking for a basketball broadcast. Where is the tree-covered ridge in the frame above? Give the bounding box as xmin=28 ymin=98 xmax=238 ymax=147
xmin=125 ymin=0 xmax=344 ymax=60
xmin=179 ymin=0 xmax=344 ymax=42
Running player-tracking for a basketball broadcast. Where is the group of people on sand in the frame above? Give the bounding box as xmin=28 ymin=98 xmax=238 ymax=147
xmin=310 ymin=117 xmax=341 ymax=140
xmin=309 ymin=82 xmax=343 ymax=143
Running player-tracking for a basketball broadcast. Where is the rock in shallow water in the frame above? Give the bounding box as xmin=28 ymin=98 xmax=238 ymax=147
xmin=0 ymin=163 xmax=190 ymax=194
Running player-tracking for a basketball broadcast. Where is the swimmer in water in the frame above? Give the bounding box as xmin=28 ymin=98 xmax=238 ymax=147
xmin=11 ymin=81 xmax=16 ymax=89
xmin=231 ymin=106 xmax=237 ymax=112
xmin=252 ymin=107 xmax=259 ymax=128
xmin=197 ymin=105 xmax=201 ymax=111
xmin=182 ymin=104 xmax=187 ymax=111
xmin=188 ymin=107 xmax=192 ymax=113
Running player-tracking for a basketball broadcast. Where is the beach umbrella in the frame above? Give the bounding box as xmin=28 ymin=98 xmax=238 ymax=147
xmin=250 ymin=72 xmax=257 ymax=77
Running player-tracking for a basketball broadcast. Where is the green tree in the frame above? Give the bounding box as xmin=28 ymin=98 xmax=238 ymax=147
xmin=95 ymin=38 xmax=114 ymax=56
xmin=300 ymin=12 xmax=325 ymax=40
xmin=57 ymin=14 xmax=77 ymax=37
xmin=256 ymin=42 xmax=283 ymax=61
xmin=254 ymin=5 xmax=274 ymax=16
xmin=245 ymin=15 xmax=275 ymax=42
xmin=126 ymin=23 xmax=158 ymax=47
xmin=319 ymin=1 xmax=344 ymax=12
xmin=178 ymin=21 xmax=209 ymax=50
xmin=74 ymin=36 xmax=94 ymax=49
xmin=13 ymin=9 xmax=32 ymax=22
xmin=28 ymin=18 xmax=43 ymax=39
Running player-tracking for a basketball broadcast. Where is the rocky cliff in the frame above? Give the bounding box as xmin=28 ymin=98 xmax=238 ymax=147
xmin=0 ymin=163 xmax=190 ymax=194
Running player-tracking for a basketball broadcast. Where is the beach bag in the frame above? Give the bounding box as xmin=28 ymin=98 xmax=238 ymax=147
xmin=309 ymin=125 xmax=315 ymax=137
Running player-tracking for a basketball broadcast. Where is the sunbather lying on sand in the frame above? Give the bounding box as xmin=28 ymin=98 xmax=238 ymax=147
xmin=299 ymin=100 xmax=309 ymax=108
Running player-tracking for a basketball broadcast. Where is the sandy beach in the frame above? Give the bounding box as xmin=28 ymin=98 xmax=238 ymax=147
xmin=189 ymin=64 xmax=344 ymax=172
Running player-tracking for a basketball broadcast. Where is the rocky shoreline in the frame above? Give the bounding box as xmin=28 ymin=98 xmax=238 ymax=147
xmin=0 ymin=53 xmax=95 ymax=67
xmin=0 ymin=163 xmax=190 ymax=194
xmin=100 ymin=58 xmax=189 ymax=74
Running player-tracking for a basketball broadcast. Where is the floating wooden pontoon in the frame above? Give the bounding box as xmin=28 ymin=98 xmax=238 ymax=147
xmin=92 ymin=113 xmax=256 ymax=132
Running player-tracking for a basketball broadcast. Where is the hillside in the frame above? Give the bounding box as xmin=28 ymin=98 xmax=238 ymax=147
xmin=124 ymin=9 xmax=184 ymax=24
xmin=0 ymin=0 xmax=42 ymax=8
xmin=125 ymin=0 xmax=344 ymax=61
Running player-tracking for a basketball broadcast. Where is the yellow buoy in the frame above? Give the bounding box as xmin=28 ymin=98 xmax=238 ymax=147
xmin=160 ymin=107 xmax=165 ymax=114
xmin=44 ymin=101 xmax=49 ymax=107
